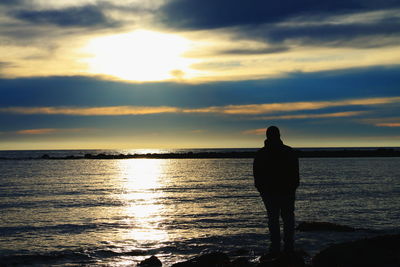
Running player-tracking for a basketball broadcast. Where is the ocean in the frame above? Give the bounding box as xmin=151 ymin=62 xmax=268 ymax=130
xmin=1 ymin=149 xmax=399 ymax=266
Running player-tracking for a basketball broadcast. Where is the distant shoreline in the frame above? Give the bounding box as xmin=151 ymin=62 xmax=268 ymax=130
xmin=1 ymin=148 xmax=400 ymax=160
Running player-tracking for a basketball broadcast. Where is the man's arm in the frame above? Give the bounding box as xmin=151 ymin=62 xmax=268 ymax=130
xmin=291 ymin=150 xmax=300 ymax=190
xmin=253 ymin=153 xmax=262 ymax=192
xmin=294 ymin=154 xmax=299 ymax=189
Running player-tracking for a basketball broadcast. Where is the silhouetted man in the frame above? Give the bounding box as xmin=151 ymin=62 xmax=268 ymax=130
xmin=253 ymin=126 xmax=299 ymax=255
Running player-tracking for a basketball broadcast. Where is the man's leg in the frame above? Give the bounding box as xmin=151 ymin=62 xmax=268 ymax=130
xmin=280 ymin=193 xmax=295 ymax=253
xmin=261 ymin=193 xmax=281 ymax=253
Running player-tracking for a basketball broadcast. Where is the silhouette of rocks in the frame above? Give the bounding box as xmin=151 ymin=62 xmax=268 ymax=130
xmin=312 ymin=234 xmax=400 ymax=267
xmin=4 ymin=148 xmax=391 ymax=161
xmin=228 ymin=257 xmax=255 ymax=267
xmin=171 ymin=252 xmax=230 ymax=267
xmin=296 ymin=221 xmax=356 ymax=232
xmin=299 ymin=148 xmax=400 ymax=158
xmin=77 ymin=149 xmax=400 ymax=159
xmin=232 ymin=249 xmax=250 ymax=256
xmin=138 ymin=255 xmax=162 ymax=267
xmin=258 ymin=252 xmax=305 ymax=267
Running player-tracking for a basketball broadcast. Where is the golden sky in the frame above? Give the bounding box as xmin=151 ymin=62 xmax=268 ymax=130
xmin=1 ymin=0 xmax=400 ymax=149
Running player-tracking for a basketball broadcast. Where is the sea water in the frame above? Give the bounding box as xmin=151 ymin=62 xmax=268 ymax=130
xmin=1 ymin=150 xmax=399 ymax=266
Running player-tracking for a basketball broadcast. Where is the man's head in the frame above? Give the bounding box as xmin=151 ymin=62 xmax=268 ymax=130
xmin=266 ymin=126 xmax=280 ymax=141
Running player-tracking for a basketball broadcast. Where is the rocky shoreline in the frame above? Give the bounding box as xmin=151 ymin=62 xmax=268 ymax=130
xmin=137 ymin=229 xmax=400 ymax=267
xmin=1 ymin=148 xmax=399 ymax=160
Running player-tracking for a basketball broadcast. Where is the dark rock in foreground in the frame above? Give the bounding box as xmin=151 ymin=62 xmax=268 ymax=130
xmin=125 ymin=235 xmax=400 ymax=267
xmin=171 ymin=251 xmax=306 ymax=267
xmin=232 ymin=249 xmax=250 ymax=256
xmin=229 ymin=257 xmax=254 ymax=267
xmin=138 ymin=255 xmax=162 ymax=267
xmin=296 ymin=221 xmax=356 ymax=232
xmin=134 ymin=235 xmax=400 ymax=267
xmin=258 ymin=252 xmax=306 ymax=267
xmin=171 ymin=252 xmax=230 ymax=267
xmin=312 ymin=234 xmax=400 ymax=267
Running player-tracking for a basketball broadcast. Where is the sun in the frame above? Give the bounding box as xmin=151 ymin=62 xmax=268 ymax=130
xmin=81 ymin=30 xmax=197 ymax=81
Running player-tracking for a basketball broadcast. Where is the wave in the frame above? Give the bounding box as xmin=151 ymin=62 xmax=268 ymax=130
xmin=2 ymin=229 xmax=398 ymax=266
xmin=0 ymin=222 xmax=142 ymax=236
xmin=0 ymin=247 xmax=151 ymax=266
xmin=0 ymin=199 xmax=125 ymax=209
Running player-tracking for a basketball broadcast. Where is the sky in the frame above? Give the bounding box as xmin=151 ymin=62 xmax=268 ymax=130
xmin=0 ymin=0 xmax=399 ymax=150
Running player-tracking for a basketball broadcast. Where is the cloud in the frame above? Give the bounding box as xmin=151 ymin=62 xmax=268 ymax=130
xmin=160 ymin=1 xmax=400 ymax=53
xmin=160 ymin=0 xmax=368 ymax=30
xmin=1 ymin=68 xmax=399 ymax=107
xmin=256 ymin=111 xmax=367 ymax=120
xmin=0 ymin=0 xmax=25 ymax=6
xmin=247 ymin=15 xmax=400 ymax=48
xmin=15 ymin=128 xmax=87 ymax=135
xmin=2 ymin=1 xmax=400 ymax=83
xmin=170 ymin=69 xmax=185 ymax=79
xmin=359 ymin=117 xmax=400 ymax=127
xmin=190 ymin=129 xmax=205 ymax=133
xmin=187 ymin=45 xmax=290 ymax=57
xmin=218 ymin=46 xmax=290 ymax=55
xmin=184 ymin=96 xmax=400 ymax=115
xmin=242 ymin=128 xmax=265 ymax=135
xmin=160 ymin=0 xmax=400 ymax=30
xmin=0 ymin=106 xmax=180 ymax=116
xmin=1 ymin=96 xmax=399 ymax=116
xmin=12 ymin=5 xmax=116 ymax=28
xmin=0 ymin=61 xmax=15 ymax=70
xmin=375 ymin=123 xmax=400 ymax=127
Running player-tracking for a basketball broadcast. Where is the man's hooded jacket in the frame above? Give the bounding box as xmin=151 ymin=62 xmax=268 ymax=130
xmin=253 ymin=139 xmax=299 ymax=195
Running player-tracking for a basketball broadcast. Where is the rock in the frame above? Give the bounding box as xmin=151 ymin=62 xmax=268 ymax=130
xmin=138 ymin=255 xmax=162 ymax=267
xmin=228 ymin=257 xmax=255 ymax=267
xmin=171 ymin=261 xmax=193 ymax=267
xmin=258 ymin=252 xmax=305 ymax=267
xmin=232 ymin=249 xmax=249 ymax=256
xmin=312 ymin=234 xmax=400 ymax=267
xmin=296 ymin=221 xmax=356 ymax=232
xmin=259 ymin=252 xmax=281 ymax=263
xmin=171 ymin=252 xmax=230 ymax=267
xmin=293 ymin=249 xmax=310 ymax=258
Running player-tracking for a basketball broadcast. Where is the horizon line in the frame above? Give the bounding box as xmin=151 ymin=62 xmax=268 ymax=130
xmin=1 ymin=145 xmax=400 ymax=152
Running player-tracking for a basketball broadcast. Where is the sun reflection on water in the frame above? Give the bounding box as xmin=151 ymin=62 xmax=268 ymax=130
xmin=117 ymin=159 xmax=169 ymax=243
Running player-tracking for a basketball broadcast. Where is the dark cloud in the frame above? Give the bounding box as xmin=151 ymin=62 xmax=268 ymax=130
xmin=1 ymin=67 xmax=400 ymax=108
xmin=98 ymin=1 xmax=158 ymax=13
xmin=0 ymin=61 xmax=13 ymax=68
xmin=12 ymin=5 xmax=117 ymax=28
xmin=243 ymin=17 xmax=400 ymax=48
xmin=191 ymin=61 xmax=242 ymax=71
xmin=0 ymin=26 xmax=66 ymax=46
xmin=185 ymin=45 xmax=290 ymax=57
xmin=0 ymin=0 xmax=25 ymax=6
xmin=160 ymin=0 xmax=400 ymax=50
xmin=218 ymin=46 xmax=290 ymax=55
xmin=160 ymin=0 xmax=400 ymax=30
xmin=0 ymin=62 xmax=15 ymax=77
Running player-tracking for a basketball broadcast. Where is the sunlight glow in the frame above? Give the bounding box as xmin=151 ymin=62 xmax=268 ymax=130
xmin=117 ymin=159 xmax=169 ymax=242
xmin=118 ymin=158 xmax=163 ymax=196
xmin=82 ymin=30 xmax=197 ymax=81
